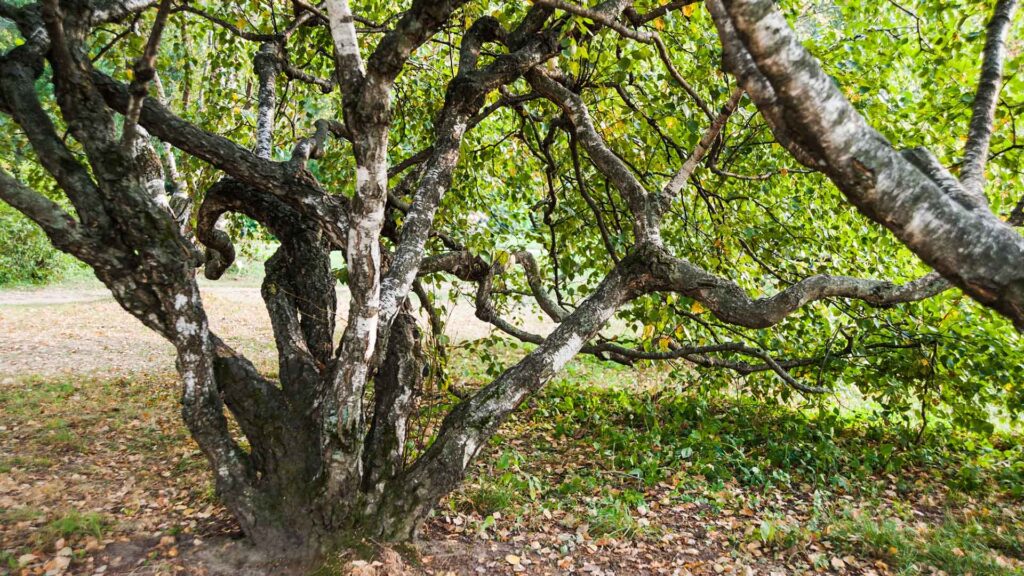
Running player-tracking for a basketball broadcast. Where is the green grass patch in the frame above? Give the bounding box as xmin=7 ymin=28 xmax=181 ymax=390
xmin=461 ymin=482 xmax=517 ymax=516
xmin=832 ymin=510 xmax=1024 ymax=575
xmin=0 ymin=455 xmax=56 ymax=471
xmin=520 ymin=380 xmax=1024 ymax=499
xmin=0 ymin=550 xmax=19 ymax=572
xmin=43 ymin=510 xmax=108 ymax=541
xmin=0 ymin=507 xmax=45 ymax=524
xmin=39 ymin=422 xmax=85 ymax=452
xmin=586 ymin=498 xmax=646 ymax=539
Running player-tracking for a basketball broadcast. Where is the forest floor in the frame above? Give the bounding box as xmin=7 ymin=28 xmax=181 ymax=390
xmin=2 ymin=281 xmax=1024 ymax=576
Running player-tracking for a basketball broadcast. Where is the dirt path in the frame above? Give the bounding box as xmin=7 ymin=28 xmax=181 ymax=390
xmin=0 ymin=279 xmax=554 ymax=378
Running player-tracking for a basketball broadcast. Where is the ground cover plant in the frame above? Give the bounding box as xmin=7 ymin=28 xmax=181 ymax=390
xmin=0 ymin=0 xmax=1022 ymax=569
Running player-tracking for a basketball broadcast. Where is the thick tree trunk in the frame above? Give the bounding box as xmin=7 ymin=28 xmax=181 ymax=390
xmin=203 ymin=312 xmax=429 ymax=558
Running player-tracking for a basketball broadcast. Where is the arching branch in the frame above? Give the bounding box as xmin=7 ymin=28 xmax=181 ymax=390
xmin=376 ymin=248 xmax=646 ymax=539
xmin=0 ymin=49 xmax=111 ymax=229
xmin=645 ymin=245 xmax=951 ymax=329
xmin=0 ymin=168 xmax=86 ymax=252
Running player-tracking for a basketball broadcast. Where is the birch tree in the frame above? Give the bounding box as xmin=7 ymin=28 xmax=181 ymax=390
xmin=0 ymin=0 xmax=1020 ymax=557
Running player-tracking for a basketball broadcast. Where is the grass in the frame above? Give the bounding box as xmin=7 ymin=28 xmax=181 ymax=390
xmin=451 ymin=340 xmax=1022 ymax=498
xmin=40 ymin=421 xmax=85 ymax=452
xmin=0 ymin=454 xmax=56 ymax=471
xmin=461 ymin=482 xmax=517 ymax=516
xmin=832 ymin=510 xmax=1024 ymax=575
xmin=753 ymin=514 xmax=813 ymax=550
xmin=43 ymin=510 xmax=108 ymax=541
xmin=586 ymin=499 xmax=646 ymax=539
xmin=0 ymin=380 xmax=76 ymax=417
xmin=0 ymin=551 xmax=18 ymax=571
xmin=513 ymin=379 xmax=1014 ymax=497
xmin=0 ymin=506 xmax=45 ymax=523
xmin=440 ymin=340 xmax=1024 ymax=571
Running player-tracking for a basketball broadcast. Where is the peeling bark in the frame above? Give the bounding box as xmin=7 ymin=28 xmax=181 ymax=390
xmin=363 ymin=310 xmax=423 ymax=501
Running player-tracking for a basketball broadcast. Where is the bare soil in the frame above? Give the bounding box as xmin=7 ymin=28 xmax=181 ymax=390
xmin=0 ymin=279 xmax=555 ymax=379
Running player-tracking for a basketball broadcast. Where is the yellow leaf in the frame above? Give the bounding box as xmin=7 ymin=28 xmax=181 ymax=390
xmin=690 ymin=301 xmax=706 ymax=314
xmin=235 ymin=18 xmax=246 ymax=29
xmin=682 ymin=4 xmax=697 ymax=17
xmin=658 ymin=336 xmax=671 ymax=351
xmin=642 ymin=324 xmax=655 ymax=340
xmin=653 ymin=18 xmax=665 ymax=30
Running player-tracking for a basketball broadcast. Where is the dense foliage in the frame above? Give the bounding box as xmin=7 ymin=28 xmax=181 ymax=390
xmin=0 ymin=203 xmax=77 ymax=284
